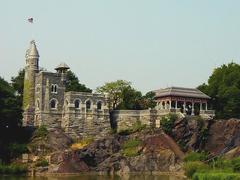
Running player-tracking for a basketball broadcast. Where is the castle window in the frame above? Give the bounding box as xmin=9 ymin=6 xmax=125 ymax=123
xmin=51 ymin=85 xmax=54 ymax=92
xmin=86 ymin=100 xmax=91 ymax=110
xmin=97 ymin=101 xmax=102 ymax=110
xmin=51 ymin=84 xmax=58 ymax=94
xmin=74 ymin=99 xmax=80 ymax=109
xmin=50 ymin=99 xmax=57 ymax=109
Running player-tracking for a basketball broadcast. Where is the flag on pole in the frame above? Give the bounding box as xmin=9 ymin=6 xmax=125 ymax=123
xmin=28 ymin=17 xmax=33 ymax=23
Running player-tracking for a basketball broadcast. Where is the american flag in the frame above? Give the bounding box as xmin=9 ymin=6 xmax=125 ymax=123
xmin=28 ymin=17 xmax=33 ymax=23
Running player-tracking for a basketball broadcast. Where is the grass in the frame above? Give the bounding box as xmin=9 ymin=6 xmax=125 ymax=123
xmin=118 ymin=120 xmax=146 ymax=135
xmin=183 ymin=152 xmax=240 ymax=179
xmin=184 ymin=152 xmax=208 ymax=162
xmin=122 ymin=139 xmax=142 ymax=157
xmin=193 ymin=172 xmax=240 ymax=180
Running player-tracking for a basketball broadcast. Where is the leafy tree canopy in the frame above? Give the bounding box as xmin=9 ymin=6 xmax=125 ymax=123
xmin=96 ymin=80 xmax=156 ymax=110
xmin=198 ymin=62 xmax=240 ymax=118
xmin=65 ymin=70 xmax=92 ymax=93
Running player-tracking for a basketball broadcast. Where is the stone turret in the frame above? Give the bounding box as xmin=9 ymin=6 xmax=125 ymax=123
xmin=55 ymin=62 xmax=69 ymax=82
xmin=23 ymin=40 xmax=39 ymax=126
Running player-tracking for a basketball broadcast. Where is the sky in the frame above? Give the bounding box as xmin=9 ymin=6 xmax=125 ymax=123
xmin=1 ymin=0 xmax=240 ymax=93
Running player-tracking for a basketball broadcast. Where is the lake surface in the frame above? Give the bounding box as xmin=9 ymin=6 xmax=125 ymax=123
xmin=0 ymin=174 xmax=185 ymax=180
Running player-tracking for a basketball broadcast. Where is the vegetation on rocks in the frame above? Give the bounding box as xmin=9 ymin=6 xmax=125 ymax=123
xmin=71 ymin=137 xmax=94 ymax=150
xmin=34 ymin=125 xmax=48 ymax=138
xmin=160 ymin=113 xmax=178 ymax=135
xmin=35 ymin=159 xmax=49 ymax=167
xmin=118 ymin=120 xmax=146 ymax=135
xmin=122 ymin=139 xmax=142 ymax=157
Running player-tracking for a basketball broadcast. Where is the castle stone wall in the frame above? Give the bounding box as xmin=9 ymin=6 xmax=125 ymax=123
xmin=111 ymin=109 xmax=164 ymax=132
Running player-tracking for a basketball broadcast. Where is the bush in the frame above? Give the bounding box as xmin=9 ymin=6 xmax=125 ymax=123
xmin=35 ymin=159 xmax=49 ymax=167
xmin=160 ymin=113 xmax=177 ymax=135
xmin=193 ymin=172 xmax=240 ymax=180
xmin=184 ymin=161 xmax=209 ymax=178
xmin=34 ymin=125 xmax=48 ymax=138
xmin=0 ymin=163 xmax=27 ymax=174
xmin=232 ymin=157 xmax=240 ymax=172
xmin=8 ymin=143 xmax=28 ymax=157
xmin=210 ymin=157 xmax=233 ymax=171
xmin=118 ymin=120 xmax=146 ymax=135
xmin=122 ymin=139 xmax=141 ymax=157
xmin=184 ymin=152 xmax=208 ymax=162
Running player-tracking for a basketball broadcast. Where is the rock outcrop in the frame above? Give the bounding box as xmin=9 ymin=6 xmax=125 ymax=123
xmin=48 ymin=129 xmax=184 ymax=174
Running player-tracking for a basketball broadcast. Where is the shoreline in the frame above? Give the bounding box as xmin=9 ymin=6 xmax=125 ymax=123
xmin=29 ymin=171 xmax=186 ymax=178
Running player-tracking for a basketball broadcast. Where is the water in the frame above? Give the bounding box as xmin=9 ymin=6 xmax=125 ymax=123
xmin=0 ymin=174 xmax=185 ymax=180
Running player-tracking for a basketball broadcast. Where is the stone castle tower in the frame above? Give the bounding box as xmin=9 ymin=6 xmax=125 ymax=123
xmin=23 ymin=40 xmax=39 ymax=126
xmin=22 ymin=40 xmax=111 ymax=138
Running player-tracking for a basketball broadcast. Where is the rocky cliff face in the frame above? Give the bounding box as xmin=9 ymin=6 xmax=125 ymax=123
xmin=171 ymin=117 xmax=240 ymax=156
xmin=205 ymin=118 xmax=240 ymax=156
xmin=27 ymin=117 xmax=240 ymax=174
xmin=45 ymin=129 xmax=184 ymax=174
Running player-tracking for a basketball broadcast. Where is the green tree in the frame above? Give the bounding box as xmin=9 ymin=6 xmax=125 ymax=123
xmin=198 ymin=62 xmax=240 ymax=118
xmin=139 ymin=91 xmax=157 ymax=109
xmin=65 ymin=71 xmax=92 ymax=93
xmin=96 ymin=80 xmax=131 ymax=109
xmin=117 ymin=86 xmax=143 ymax=110
xmin=11 ymin=69 xmax=25 ymax=97
xmin=96 ymin=80 xmax=156 ymax=110
xmin=0 ymin=77 xmax=26 ymax=162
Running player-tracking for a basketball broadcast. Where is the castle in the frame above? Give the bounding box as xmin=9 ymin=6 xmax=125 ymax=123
xmin=23 ymin=40 xmax=215 ymax=138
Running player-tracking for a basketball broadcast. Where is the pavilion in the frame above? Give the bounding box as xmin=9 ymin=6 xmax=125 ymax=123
xmin=154 ymin=87 xmax=215 ymax=116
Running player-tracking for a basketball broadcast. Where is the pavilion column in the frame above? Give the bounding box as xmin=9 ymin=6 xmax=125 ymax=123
xmin=175 ymin=101 xmax=178 ymax=109
xmin=159 ymin=101 xmax=162 ymax=110
xmin=183 ymin=100 xmax=186 ymax=113
xmin=169 ymin=101 xmax=172 ymax=110
xmin=200 ymin=102 xmax=202 ymax=111
xmin=191 ymin=102 xmax=195 ymax=115
xmin=206 ymin=102 xmax=208 ymax=111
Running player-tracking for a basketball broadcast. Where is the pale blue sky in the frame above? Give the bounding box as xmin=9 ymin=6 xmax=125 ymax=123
xmin=1 ymin=0 xmax=240 ymax=93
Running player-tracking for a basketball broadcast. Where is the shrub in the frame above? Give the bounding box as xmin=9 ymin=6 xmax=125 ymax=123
xmin=193 ymin=172 xmax=240 ymax=180
xmin=183 ymin=161 xmax=209 ymax=178
xmin=70 ymin=137 xmax=94 ymax=150
xmin=160 ymin=113 xmax=177 ymax=135
xmin=34 ymin=125 xmax=48 ymax=138
xmin=0 ymin=163 xmax=27 ymax=174
xmin=232 ymin=157 xmax=240 ymax=172
xmin=35 ymin=159 xmax=49 ymax=167
xmin=184 ymin=152 xmax=208 ymax=162
xmin=210 ymin=157 xmax=233 ymax=171
xmin=122 ymin=139 xmax=141 ymax=157
xmin=8 ymin=143 xmax=28 ymax=157
xmin=118 ymin=120 xmax=146 ymax=135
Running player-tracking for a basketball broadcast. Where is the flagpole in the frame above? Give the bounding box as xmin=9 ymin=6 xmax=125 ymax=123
xmin=28 ymin=17 xmax=34 ymax=40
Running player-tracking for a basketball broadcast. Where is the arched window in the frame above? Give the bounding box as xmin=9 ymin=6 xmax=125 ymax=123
xmin=50 ymin=99 xmax=57 ymax=109
xmin=51 ymin=85 xmax=54 ymax=92
xmin=97 ymin=101 xmax=102 ymax=110
xmin=86 ymin=100 xmax=91 ymax=110
xmin=51 ymin=84 xmax=58 ymax=93
xmin=74 ymin=99 xmax=80 ymax=109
